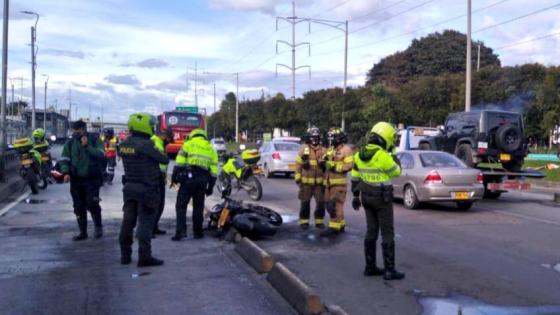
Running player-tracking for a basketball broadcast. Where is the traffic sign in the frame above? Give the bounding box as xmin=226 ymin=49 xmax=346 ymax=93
xmin=176 ymin=106 xmax=198 ymax=113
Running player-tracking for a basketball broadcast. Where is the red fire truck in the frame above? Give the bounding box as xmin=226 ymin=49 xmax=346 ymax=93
xmin=157 ymin=107 xmax=205 ymax=155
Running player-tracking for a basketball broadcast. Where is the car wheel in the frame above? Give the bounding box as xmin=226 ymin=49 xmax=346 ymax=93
xmin=456 ymin=201 xmax=473 ymax=210
xmin=403 ymin=185 xmax=419 ymax=209
xmin=455 ymin=143 xmax=475 ymax=167
xmin=495 ymin=124 xmax=522 ymax=153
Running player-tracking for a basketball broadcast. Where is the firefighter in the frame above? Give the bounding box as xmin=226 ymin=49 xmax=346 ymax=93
xmin=351 ymin=122 xmax=405 ymax=280
xmin=171 ymin=128 xmax=218 ymax=241
xmin=295 ymin=127 xmax=326 ymax=229
xmin=101 ymin=128 xmax=118 ymax=185
xmin=151 ymin=128 xmax=174 ymax=236
xmin=321 ymin=127 xmax=353 ymax=236
xmin=59 ymin=120 xmax=105 ymax=241
xmin=118 ymin=113 xmax=169 ymax=267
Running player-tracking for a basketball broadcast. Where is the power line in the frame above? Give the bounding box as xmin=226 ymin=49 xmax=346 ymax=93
xmin=349 ymin=0 xmax=409 ymax=22
xmin=310 ymin=0 xmax=354 ymax=18
xmin=474 ymin=2 xmax=560 ymax=34
xmin=495 ymin=31 xmax=560 ymax=50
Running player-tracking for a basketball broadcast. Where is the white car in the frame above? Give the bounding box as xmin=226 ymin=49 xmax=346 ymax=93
xmin=259 ymin=141 xmax=300 ymax=178
xmin=210 ymin=138 xmax=227 ymax=155
xmin=395 ymin=126 xmax=440 ymax=152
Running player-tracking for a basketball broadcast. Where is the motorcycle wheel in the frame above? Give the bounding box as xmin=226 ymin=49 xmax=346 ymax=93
xmin=245 ymin=203 xmax=283 ymax=226
xmin=244 ymin=176 xmax=262 ymax=201
xmin=37 ymin=172 xmax=48 ymax=190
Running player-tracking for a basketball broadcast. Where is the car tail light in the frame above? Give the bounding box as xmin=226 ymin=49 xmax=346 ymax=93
xmin=477 ymin=173 xmax=484 ymax=184
xmin=272 ymin=152 xmax=281 ymax=160
xmin=424 ymin=170 xmax=443 ymax=184
xmin=478 ymin=148 xmax=487 ymax=155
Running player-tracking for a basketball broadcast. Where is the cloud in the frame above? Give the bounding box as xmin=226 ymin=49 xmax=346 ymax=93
xmin=208 ymin=0 xmax=278 ymax=14
xmin=104 ymin=74 xmax=141 ymax=86
xmin=43 ymin=49 xmax=86 ymax=59
xmin=121 ymin=58 xmax=169 ymax=69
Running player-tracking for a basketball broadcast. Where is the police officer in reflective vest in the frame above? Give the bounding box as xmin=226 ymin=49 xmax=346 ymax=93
xmin=151 ymin=128 xmax=174 ymax=236
xmin=101 ymin=128 xmax=118 ymax=185
xmin=351 ymin=122 xmax=405 ymax=280
xmin=118 ymin=113 xmax=169 ymax=267
xmin=321 ymin=127 xmax=353 ymax=236
xmin=172 ymin=128 xmax=218 ymax=241
xmin=295 ymin=127 xmax=326 ymax=229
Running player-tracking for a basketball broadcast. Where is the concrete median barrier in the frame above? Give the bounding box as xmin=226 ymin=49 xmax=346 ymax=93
xmin=324 ymin=304 xmax=349 ymax=315
xmin=235 ymin=237 xmax=274 ymax=273
xmin=266 ymin=262 xmax=324 ymax=315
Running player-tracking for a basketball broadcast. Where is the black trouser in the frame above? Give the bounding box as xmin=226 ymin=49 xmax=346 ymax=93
xmin=362 ymin=193 xmax=395 ymax=245
xmin=119 ymin=198 xmax=157 ymax=260
xmin=103 ymin=157 xmax=116 ymax=183
xmin=70 ymin=177 xmax=102 ymax=233
xmin=154 ymin=174 xmax=166 ymax=230
xmin=175 ymin=177 xmax=207 ymax=235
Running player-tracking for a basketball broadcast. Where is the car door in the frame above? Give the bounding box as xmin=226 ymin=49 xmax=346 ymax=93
xmin=260 ymin=143 xmax=271 ymax=167
xmin=393 ymin=153 xmax=414 ymax=198
xmin=443 ymin=115 xmax=460 ymax=153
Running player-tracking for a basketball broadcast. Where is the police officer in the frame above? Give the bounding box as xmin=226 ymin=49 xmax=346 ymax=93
xmin=321 ymin=127 xmax=353 ymax=236
xmin=295 ymin=127 xmax=326 ymax=229
xmin=351 ymin=122 xmax=404 ymax=280
xmin=31 ymin=128 xmax=49 ymax=153
xmin=59 ymin=120 xmax=105 ymax=241
xmin=171 ymin=128 xmax=218 ymax=241
xmin=101 ymin=128 xmax=118 ymax=185
xmin=151 ymin=128 xmax=174 ymax=236
xmin=118 ymin=113 xmax=169 ymax=267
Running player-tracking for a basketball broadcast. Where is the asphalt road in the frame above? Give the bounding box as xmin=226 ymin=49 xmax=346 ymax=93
xmin=215 ymin=175 xmax=560 ymax=315
xmin=0 ymin=146 xmax=295 ymax=315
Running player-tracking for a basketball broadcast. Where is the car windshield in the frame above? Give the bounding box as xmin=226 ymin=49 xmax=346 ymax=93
xmin=274 ymin=143 xmax=300 ymax=151
xmin=487 ymin=112 xmax=521 ymax=128
xmin=213 ymin=139 xmax=225 ymax=144
xmin=166 ymin=112 xmax=201 ymax=127
xmin=419 ymin=153 xmax=465 ymax=168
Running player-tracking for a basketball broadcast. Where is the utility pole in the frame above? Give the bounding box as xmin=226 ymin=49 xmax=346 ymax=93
xmin=204 ymin=71 xmax=240 ymax=142
xmin=477 ymin=44 xmax=481 ymax=72
xmin=9 ymin=78 xmax=14 ymax=117
xmin=465 ymin=0 xmax=472 ymax=112
xmin=42 ymin=74 xmax=48 ymax=130
xmin=213 ymin=82 xmax=216 ymax=139
xmin=1 ymin=0 xmax=9 ymax=161
xmin=68 ymin=87 xmax=72 ymax=120
xmin=276 ymin=1 xmax=311 ymax=100
xmin=22 ymin=11 xmax=39 ymax=129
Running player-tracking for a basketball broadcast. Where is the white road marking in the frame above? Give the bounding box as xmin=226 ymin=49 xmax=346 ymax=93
xmin=0 ymin=191 xmax=31 ymax=217
xmin=489 ymin=209 xmax=560 ymax=226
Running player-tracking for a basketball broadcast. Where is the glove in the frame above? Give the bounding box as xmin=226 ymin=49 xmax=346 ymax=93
xmin=352 ymin=197 xmax=361 ymax=211
xmin=318 ymin=160 xmax=326 ymax=172
xmin=302 ymin=160 xmax=311 ymax=170
xmin=325 ymin=161 xmax=336 ymax=171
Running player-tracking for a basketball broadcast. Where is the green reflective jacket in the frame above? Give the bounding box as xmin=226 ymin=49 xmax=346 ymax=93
xmin=151 ymin=135 xmax=168 ymax=173
xmin=351 ymin=145 xmax=400 ymax=186
xmin=176 ymin=137 xmax=218 ymax=177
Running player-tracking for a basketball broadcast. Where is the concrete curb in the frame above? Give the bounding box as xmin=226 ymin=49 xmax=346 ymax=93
xmin=324 ymin=304 xmax=350 ymax=315
xmin=0 ymin=177 xmax=25 ymax=204
xmin=235 ymin=237 xmax=274 ymax=273
xmin=266 ymin=262 xmax=324 ymax=315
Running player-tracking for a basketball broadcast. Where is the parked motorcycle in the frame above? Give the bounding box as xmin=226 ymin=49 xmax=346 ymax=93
xmin=39 ymin=152 xmax=54 ymax=185
xmin=217 ymin=147 xmax=263 ymax=201
xmin=12 ymin=138 xmax=46 ymax=194
xmin=207 ymin=197 xmax=282 ymax=239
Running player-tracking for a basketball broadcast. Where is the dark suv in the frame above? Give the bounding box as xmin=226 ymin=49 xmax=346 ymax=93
xmin=419 ymin=110 xmax=527 ymax=172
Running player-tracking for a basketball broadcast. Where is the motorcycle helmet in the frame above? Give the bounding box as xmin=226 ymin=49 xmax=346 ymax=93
xmin=32 ymin=128 xmax=46 ymax=143
xmin=188 ymin=128 xmax=208 ymax=140
xmin=128 ymin=113 xmax=156 ymax=136
xmin=103 ymin=127 xmax=115 ymax=139
xmin=305 ymin=127 xmax=321 ymax=146
xmin=368 ymin=122 xmax=397 ymax=151
xmin=241 ymin=149 xmax=260 ymax=165
xmin=327 ymin=127 xmax=347 ymax=147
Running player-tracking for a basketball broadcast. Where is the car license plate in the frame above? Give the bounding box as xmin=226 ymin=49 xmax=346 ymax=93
xmin=500 ymin=153 xmax=511 ymax=162
xmin=453 ymin=192 xmax=470 ymax=200
xmin=288 ymin=164 xmax=297 ymax=171
xmin=21 ymin=159 xmax=33 ymax=166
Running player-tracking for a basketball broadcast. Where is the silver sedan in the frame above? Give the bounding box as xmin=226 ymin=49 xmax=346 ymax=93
xmin=259 ymin=141 xmax=300 ymax=178
xmin=393 ymin=151 xmax=484 ymax=210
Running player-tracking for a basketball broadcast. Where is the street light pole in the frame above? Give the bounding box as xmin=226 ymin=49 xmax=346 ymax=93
xmin=342 ymin=20 xmax=348 ymax=131
xmin=204 ymin=71 xmax=240 ymax=142
xmin=21 ymin=11 xmax=39 ymax=129
xmin=42 ymin=74 xmax=48 ymax=130
xmin=1 ymin=0 xmax=10 ymax=160
xmin=465 ymin=0 xmax=472 ymax=112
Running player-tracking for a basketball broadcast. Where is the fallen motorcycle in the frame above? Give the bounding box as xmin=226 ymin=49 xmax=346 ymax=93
xmin=217 ymin=147 xmax=263 ymax=201
xmin=207 ymin=197 xmax=282 ymax=240
xmin=13 ymin=138 xmax=46 ymax=194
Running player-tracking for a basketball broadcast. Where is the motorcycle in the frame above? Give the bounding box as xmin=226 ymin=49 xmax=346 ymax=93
xmin=217 ymin=147 xmax=263 ymax=201
xmin=39 ymin=152 xmax=54 ymax=185
xmin=13 ymin=138 xmax=46 ymax=194
xmin=207 ymin=197 xmax=283 ymax=240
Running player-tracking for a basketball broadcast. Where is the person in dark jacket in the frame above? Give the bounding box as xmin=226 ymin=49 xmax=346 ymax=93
xmin=118 ymin=113 xmax=169 ymax=267
xmin=59 ymin=120 xmax=106 ymax=241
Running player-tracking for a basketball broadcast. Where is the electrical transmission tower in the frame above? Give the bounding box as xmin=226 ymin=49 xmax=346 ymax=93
xmin=276 ymin=1 xmax=311 ymax=100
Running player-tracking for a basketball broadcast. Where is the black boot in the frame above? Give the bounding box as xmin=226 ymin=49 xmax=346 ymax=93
xmin=153 ymin=227 xmax=167 ymax=235
xmin=92 ymin=212 xmax=103 ymax=239
xmin=171 ymin=228 xmax=186 ymax=241
xmin=299 ymin=201 xmax=311 ymax=230
xmin=121 ymin=249 xmax=132 ymax=265
xmin=382 ymin=242 xmax=405 ymax=280
xmin=364 ymin=239 xmax=384 ymax=276
xmin=138 ymin=257 xmax=164 ymax=267
xmin=72 ymin=216 xmax=88 ymax=241
xmin=94 ymin=225 xmax=103 ymax=239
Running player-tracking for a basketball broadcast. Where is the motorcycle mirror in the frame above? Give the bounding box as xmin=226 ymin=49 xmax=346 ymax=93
xmin=239 ymin=144 xmax=246 ymax=151
xmin=50 ymin=135 xmax=57 ymax=142
xmin=437 ymin=125 xmax=445 ymax=134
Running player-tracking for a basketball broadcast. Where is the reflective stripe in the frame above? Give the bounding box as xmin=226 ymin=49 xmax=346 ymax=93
xmin=315 ymin=219 xmax=324 ymax=224
xmin=299 ymin=219 xmax=309 ymax=225
xmin=295 ymin=156 xmax=303 ymax=163
xmin=294 ymin=173 xmax=302 ymax=180
xmin=189 ymin=154 xmax=213 ymax=162
xmin=343 ymin=156 xmax=353 ymax=163
xmin=387 ymin=165 xmax=399 ymax=174
xmin=328 ymin=221 xmax=344 ymax=230
xmin=359 ymin=168 xmax=384 ymax=174
xmin=325 ymin=178 xmax=347 ymax=186
xmin=301 ymin=177 xmax=323 ymax=185
xmin=309 ymin=160 xmax=318 ymax=166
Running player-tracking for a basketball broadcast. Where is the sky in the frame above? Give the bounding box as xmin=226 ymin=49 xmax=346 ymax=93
xmin=3 ymin=0 xmax=560 ymax=122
